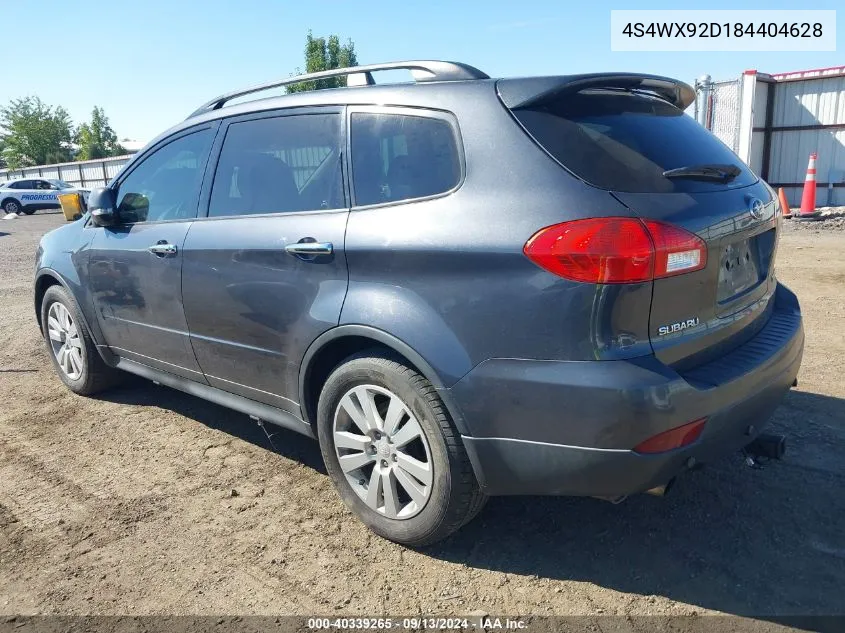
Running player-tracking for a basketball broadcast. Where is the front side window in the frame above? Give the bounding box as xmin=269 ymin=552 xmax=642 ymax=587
xmin=115 ymin=128 xmax=214 ymax=223
xmin=208 ymin=113 xmax=343 ymax=218
xmin=350 ymin=112 xmax=460 ymax=206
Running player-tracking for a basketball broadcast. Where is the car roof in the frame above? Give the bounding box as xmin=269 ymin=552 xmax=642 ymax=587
xmin=128 ymin=61 xmax=696 ymax=160
xmin=145 ymin=77 xmax=499 ymax=150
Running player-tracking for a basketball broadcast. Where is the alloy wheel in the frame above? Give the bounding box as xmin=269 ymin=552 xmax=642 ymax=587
xmin=47 ymin=302 xmax=84 ymax=380
xmin=333 ymin=385 xmax=433 ymax=519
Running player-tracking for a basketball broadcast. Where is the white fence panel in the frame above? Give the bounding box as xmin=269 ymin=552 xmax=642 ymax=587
xmin=0 ymin=155 xmax=133 ymax=189
xmin=105 ymin=161 xmax=127 ymax=179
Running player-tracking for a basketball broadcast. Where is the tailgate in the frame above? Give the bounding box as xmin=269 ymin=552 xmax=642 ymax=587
xmin=614 ymin=183 xmax=779 ymax=368
xmin=503 ymin=81 xmax=781 ymax=369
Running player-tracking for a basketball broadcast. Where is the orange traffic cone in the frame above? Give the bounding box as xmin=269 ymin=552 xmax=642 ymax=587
xmin=778 ymin=187 xmax=792 ymax=219
xmin=797 ymin=152 xmax=821 ymax=220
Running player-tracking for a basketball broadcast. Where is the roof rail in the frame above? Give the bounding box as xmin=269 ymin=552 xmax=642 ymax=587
xmin=187 ymin=60 xmax=489 ymax=118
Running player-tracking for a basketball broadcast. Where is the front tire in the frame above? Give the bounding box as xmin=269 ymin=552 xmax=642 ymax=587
xmin=40 ymin=285 xmax=122 ymax=395
xmin=317 ymin=353 xmax=486 ymax=547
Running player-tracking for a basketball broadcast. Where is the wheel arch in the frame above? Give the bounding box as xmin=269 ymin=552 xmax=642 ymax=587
xmin=2 ymin=196 xmax=22 ymax=211
xmin=298 ymin=325 xmax=471 ymax=437
xmin=34 ymin=269 xmax=116 ymax=366
xmin=34 ymin=271 xmax=65 ymax=329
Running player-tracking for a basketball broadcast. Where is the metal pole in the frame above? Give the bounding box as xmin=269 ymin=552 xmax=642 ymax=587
xmin=694 ymin=74 xmax=713 ymax=128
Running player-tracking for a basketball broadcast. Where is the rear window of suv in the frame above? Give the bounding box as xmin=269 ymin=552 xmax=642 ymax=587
xmin=512 ymin=90 xmax=757 ymax=193
xmin=350 ymin=112 xmax=460 ymax=206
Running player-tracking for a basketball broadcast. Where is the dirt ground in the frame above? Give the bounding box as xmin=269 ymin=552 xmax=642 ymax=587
xmin=1 ymin=211 xmax=843 ymax=622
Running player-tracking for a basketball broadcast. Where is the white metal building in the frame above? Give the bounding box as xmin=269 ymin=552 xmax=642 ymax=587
xmin=698 ymin=65 xmax=845 ymax=208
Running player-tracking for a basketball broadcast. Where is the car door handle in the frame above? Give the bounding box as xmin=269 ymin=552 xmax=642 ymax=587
xmin=148 ymin=242 xmax=178 ymax=256
xmin=284 ymin=241 xmax=333 ymax=256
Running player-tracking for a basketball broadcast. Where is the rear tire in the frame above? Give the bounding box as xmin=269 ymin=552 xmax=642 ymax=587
xmin=2 ymin=199 xmax=21 ymax=215
xmin=40 ymin=285 xmax=122 ymax=395
xmin=317 ymin=353 xmax=486 ymax=547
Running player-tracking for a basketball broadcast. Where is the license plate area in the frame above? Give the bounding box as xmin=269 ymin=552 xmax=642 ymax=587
xmin=717 ymin=237 xmax=762 ymax=303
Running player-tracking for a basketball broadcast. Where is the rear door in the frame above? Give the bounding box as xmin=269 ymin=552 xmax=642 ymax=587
xmin=509 ymin=87 xmax=779 ymax=369
xmin=181 ymin=108 xmax=349 ymax=413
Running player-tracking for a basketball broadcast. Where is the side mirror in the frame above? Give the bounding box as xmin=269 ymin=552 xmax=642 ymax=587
xmin=88 ymin=187 xmax=117 ymax=227
xmin=117 ymin=192 xmax=150 ymax=224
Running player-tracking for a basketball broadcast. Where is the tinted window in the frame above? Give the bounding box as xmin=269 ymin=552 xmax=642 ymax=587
xmin=116 ymin=128 xmax=214 ymax=223
xmin=513 ymin=91 xmax=756 ymax=193
xmin=9 ymin=181 xmax=32 ymax=189
xmin=209 ymin=114 xmax=343 ymax=217
xmin=350 ymin=112 xmax=460 ymax=206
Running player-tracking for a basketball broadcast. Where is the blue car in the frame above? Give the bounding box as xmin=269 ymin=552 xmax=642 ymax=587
xmin=34 ymin=61 xmax=803 ymax=546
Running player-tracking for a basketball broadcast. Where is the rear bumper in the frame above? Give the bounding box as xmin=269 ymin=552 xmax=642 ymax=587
xmin=452 ymin=283 xmax=804 ymax=497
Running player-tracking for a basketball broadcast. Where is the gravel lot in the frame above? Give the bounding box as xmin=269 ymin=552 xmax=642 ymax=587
xmin=1 ymin=212 xmax=844 ymax=624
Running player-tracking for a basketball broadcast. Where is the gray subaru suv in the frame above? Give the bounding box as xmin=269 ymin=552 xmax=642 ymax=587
xmin=35 ymin=61 xmax=804 ymax=546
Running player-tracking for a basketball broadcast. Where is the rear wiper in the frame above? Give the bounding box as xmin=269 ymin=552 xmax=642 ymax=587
xmin=662 ymin=164 xmax=742 ymax=182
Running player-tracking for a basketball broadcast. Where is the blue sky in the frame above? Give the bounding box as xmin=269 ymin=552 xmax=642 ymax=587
xmin=1 ymin=0 xmax=841 ymax=142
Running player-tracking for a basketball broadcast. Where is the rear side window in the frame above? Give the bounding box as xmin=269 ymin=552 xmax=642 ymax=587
xmin=350 ymin=112 xmax=460 ymax=206
xmin=512 ymin=91 xmax=757 ymax=193
xmin=209 ymin=113 xmax=344 ymax=217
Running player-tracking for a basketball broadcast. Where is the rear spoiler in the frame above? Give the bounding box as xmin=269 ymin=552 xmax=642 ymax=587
xmin=497 ymin=74 xmax=696 ymax=110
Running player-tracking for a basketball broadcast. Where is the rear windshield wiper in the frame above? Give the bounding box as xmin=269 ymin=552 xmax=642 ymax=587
xmin=662 ymin=164 xmax=742 ymax=182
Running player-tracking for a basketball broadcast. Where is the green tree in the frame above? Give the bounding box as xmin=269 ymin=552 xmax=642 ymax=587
xmin=76 ymin=106 xmax=125 ymax=160
xmin=286 ymin=32 xmax=358 ymax=93
xmin=0 ymin=97 xmax=73 ymax=168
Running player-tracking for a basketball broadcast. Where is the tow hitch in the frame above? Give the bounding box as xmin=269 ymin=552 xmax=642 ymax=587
xmin=743 ymin=432 xmax=787 ymax=467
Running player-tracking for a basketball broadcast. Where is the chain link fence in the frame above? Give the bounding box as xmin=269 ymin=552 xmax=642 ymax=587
xmin=707 ymin=79 xmax=742 ymax=154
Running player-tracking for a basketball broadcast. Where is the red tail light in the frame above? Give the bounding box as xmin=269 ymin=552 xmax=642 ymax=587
xmin=523 ymin=217 xmax=707 ymax=284
xmin=642 ymin=220 xmax=708 ymax=279
xmin=633 ymin=418 xmax=707 ymax=454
